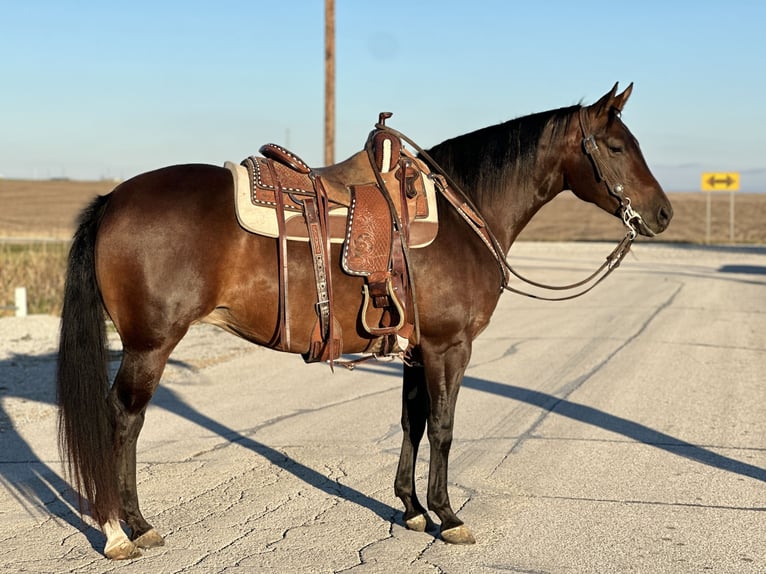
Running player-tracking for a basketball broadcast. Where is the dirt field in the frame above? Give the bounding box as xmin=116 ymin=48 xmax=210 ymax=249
xmin=519 ymin=191 xmax=766 ymax=244
xmin=0 ymin=178 xmax=764 ymax=244
xmin=0 ymin=179 xmax=115 ymax=240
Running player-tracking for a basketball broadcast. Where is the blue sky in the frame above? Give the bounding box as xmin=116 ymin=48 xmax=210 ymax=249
xmin=1 ymin=0 xmax=764 ymax=192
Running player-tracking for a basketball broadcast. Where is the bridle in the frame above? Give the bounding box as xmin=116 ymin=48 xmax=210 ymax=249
xmin=577 ymin=107 xmax=654 ymax=239
xmin=374 ymin=108 xmax=647 ymax=301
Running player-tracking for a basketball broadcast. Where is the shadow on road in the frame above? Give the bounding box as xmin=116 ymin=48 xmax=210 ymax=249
xmin=2 ymin=347 xmax=763 ymax=556
xmin=718 ymin=264 xmax=766 ymax=275
xmin=356 ymin=360 xmax=766 ymax=483
xmin=0 ymin=350 xmax=104 ymax=549
xmin=0 ymin=350 xmax=406 ymax=556
xmin=151 ymin=384 xmax=403 ymax=526
xmin=462 ymin=375 xmax=766 ymax=482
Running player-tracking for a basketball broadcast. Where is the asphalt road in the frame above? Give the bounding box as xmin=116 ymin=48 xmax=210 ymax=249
xmin=1 ymin=242 xmax=764 ymax=573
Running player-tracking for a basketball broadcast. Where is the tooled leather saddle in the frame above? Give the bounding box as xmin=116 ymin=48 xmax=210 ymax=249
xmin=225 ymin=113 xmax=439 ymax=365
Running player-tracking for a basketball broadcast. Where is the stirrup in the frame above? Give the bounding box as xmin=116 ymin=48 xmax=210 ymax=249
xmin=360 ymin=277 xmax=406 ymax=336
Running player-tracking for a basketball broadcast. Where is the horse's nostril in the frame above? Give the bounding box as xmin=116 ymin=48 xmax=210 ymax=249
xmin=657 ymin=205 xmax=673 ymax=228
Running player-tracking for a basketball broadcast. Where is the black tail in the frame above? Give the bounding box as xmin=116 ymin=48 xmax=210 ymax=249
xmin=56 ymin=194 xmax=119 ymax=524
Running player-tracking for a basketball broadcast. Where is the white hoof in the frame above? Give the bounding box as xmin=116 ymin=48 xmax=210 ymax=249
xmin=103 ymin=518 xmax=142 ymax=560
xmin=441 ymin=524 xmax=476 ymax=545
xmin=104 ymin=539 xmax=142 ymax=560
xmin=134 ymin=528 xmax=165 ymax=549
xmin=405 ymin=514 xmax=430 ymax=532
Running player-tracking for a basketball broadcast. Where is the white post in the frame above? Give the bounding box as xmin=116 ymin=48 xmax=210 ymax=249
xmin=14 ymin=287 xmax=27 ymax=317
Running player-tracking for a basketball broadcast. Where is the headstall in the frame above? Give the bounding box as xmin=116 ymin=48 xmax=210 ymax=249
xmin=376 ymin=110 xmax=643 ymax=302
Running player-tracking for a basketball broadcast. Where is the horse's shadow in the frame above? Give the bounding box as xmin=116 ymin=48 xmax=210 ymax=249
xmin=2 ymin=344 xmax=764 ymax=555
xmin=0 ymin=350 xmax=104 ymax=549
xmin=367 ymin=359 xmax=766 ymax=483
xmin=463 ymin=376 xmax=766 ymax=482
xmin=0 ymin=350 xmax=405 ymax=552
xmin=149 ymin=382 xmax=402 ymax=525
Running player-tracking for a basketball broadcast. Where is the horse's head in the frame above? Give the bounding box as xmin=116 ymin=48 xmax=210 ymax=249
xmin=564 ymin=83 xmax=673 ymax=237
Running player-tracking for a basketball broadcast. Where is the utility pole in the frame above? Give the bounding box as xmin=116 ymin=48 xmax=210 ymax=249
xmin=324 ymin=0 xmax=335 ymax=165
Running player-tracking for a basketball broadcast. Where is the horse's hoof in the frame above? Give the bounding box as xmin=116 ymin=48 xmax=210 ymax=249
xmin=441 ymin=524 xmax=476 ymax=545
xmin=133 ymin=528 xmax=165 ymax=549
xmin=104 ymin=540 xmax=142 ymax=560
xmin=405 ymin=513 xmax=433 ymax=532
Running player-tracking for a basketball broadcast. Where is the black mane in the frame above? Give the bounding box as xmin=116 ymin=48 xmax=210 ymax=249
xmin=423 ymin=105 xmax=579 ymax=201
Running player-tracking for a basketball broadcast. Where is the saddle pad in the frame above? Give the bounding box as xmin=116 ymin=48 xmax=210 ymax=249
xmin=226 ymin=154 xmax=440 ymax=247
xmin=227 ymin=160 xmax=349 ymax=242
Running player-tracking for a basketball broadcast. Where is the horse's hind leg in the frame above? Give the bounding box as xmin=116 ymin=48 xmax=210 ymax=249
xmin=394 ymin=361 xmax=434 ymax=532
xmin=103 ymin=345 xmax=176 ymax=558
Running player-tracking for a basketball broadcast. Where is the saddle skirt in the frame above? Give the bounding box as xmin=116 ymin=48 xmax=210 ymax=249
xmin=226 ymin=144 xmax=439 ymax=248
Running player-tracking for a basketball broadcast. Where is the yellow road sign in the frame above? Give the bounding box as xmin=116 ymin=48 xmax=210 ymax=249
xmin=701 ymin=172 xmax=740 ymax=191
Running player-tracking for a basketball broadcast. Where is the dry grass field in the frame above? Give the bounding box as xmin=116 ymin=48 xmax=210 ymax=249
xmin=519 ymin=190 xmax=766 ymax=244
xmin=1 ymin=177 xmax=765 ymax=315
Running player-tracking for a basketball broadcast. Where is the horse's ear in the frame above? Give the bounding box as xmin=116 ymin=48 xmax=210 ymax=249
xmin=590 ymin=82 xmax=620 ymax=117
xmin=612 ymin=82 xmax=633 ymax=113
xmin=588 ymin=82 xmax=632 ymax=121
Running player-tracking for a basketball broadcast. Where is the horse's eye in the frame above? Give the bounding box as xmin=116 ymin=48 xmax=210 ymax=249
xmin=607 ymin=141 xmax=624 ymax=154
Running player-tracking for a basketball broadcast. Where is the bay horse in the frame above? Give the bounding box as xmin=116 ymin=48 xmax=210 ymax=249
xmin=57 ymin=83 xmax=672 ymax=559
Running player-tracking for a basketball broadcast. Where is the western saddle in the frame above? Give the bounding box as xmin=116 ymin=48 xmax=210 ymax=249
xmin=225 ymin=113 xmax=440 ymax=365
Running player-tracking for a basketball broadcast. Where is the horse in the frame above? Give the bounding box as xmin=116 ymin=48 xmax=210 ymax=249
xmin=57 ymin=83 xmax=672 ymax=559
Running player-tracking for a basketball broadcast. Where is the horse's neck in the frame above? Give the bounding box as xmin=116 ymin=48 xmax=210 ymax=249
xmin=469 ymin=154 xmax=567 ymax=253
xmin=431 ymin=112 xmax=573 ymax=253
xmin=492 ymin=184 xmax=560 ymax=251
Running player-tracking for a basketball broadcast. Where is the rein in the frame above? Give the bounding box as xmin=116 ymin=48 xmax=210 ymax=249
xmin=374 ymin=109 xmax=641 ymax=301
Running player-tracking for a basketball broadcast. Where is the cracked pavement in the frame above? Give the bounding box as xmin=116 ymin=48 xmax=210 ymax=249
xmin=1 ymin=242 xmax=764 ymax=573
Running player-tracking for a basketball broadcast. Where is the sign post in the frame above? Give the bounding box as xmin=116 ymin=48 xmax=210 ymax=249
xmin=701 ymin=172 xmax=739 ymax=243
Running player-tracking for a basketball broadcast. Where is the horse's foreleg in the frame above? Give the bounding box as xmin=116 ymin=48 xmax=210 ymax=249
xmin=394 ymin=362 xmax=434 ymax=532
xmin=422 ymin=341 xmax=476 ymax=544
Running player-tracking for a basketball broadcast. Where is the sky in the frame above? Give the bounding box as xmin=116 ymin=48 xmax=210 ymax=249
xmin=1 ymin=0 xmax=765 ymax=192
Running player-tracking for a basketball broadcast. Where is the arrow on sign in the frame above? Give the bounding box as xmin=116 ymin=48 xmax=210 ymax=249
xmin=706 ymin=174 xmax=736 ymax=188
xmin=701 ymin=172 xmax=740 ymax=192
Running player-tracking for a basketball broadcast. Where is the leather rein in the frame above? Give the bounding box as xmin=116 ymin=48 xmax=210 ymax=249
xmin=375 ymin=107 xmax=647 ymax=301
